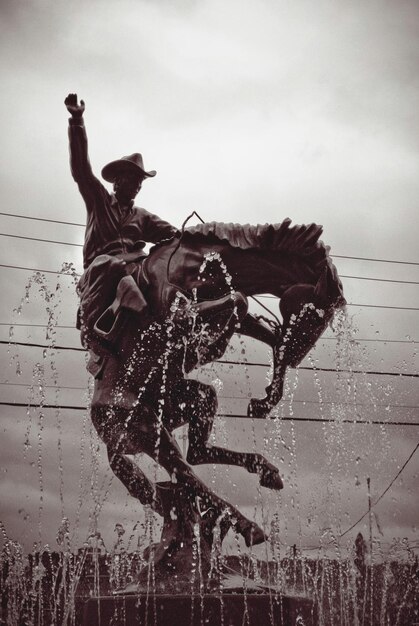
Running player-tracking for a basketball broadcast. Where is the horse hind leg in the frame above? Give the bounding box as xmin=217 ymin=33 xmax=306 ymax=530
xmin=188 ymin=436 xmax=284 ymax=492
xmin=107 ymin=446 xmax=163 ymax=516
xmin=177 ymin=381 xmax=283 ymax=491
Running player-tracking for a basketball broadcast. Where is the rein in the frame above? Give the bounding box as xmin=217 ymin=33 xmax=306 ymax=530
xmin=165 ymin=211 xmax=280 ymax=323
xmin=165 ymin=210 xmax=205 ymax=298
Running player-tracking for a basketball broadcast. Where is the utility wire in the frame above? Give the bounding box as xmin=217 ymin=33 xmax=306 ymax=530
xmin=2 ymin=262 xmax=419 ymax=287
xmin=0 ymin=322 xmax=76 ymax=329
xmin=0 ymin=212 xmax=84 ymax=227
xmin=1 ymin=261 xmax=418 ymax=311
xmin=1 ymin=340 xmax=84 ymax=352
xmin=0 ymin=233 xmax=83 ymax=247
xmin=4 ymin=252 xmax=418 ymax=285
xmin=2 ymin=382 xmax=417 ymax=412
xmin=0 ymin=263 xmax=81 ymax=277
xmin=339 ymin=442 xmax=419 ymax=538
xmin=346 ymin=303 xmax=419 ymax=311
xmin=257 ymin=295 xmax=419 ymax=311
xmin=216 ymin=358 xmax=419 ymax=378
xmin=332 ymin=254 xmax=419 ymax=266
xmin=1 ymin=322 xmax=416 ymax=344
xmin=0 ymin=382 xmax=88 ymax=391
xmin=340 ymin=275 xmax=419 ymax=286
xmin=4 ymin=261 xmax=419 ymax=291
xmin=218 ymin=395 xmax=419 ymax=411
xmin=1 ymin=212 xmax=419 ymax=266
xmin=0 ymin=402 xmax=417 ymax=426
xmin=1 ymin=340 xmax=418 ymax=378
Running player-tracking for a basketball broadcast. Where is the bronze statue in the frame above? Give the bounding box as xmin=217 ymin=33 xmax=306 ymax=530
xmin=65 ymin=94 xmax=345 ymax=590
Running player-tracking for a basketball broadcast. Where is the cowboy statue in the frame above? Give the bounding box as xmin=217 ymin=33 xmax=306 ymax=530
xmin=65 ymin=93 xmax=236 ymax=367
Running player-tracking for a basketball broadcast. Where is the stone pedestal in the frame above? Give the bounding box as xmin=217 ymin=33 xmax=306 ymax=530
xmin=83 ymin=593 xmax=316 ymax=625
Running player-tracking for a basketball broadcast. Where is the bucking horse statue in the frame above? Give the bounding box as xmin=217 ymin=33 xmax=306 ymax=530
xmin=76 ymin=216 xmax=345 ymax=590
xmin=65 ymin=92 xmax=344 ymax=590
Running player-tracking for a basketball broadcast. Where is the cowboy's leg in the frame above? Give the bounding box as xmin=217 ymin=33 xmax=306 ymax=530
xmin=78 ymin=255 xmax=127 ymax=330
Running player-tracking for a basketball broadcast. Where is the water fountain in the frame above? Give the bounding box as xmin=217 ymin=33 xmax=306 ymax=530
xmin=1 ymin=94 xmax=417 ymax=624
xmin=1 ymin=248 xmax=417 ymax=625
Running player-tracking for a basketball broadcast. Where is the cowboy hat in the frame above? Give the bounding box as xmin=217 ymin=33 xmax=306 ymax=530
xmin=101 ymin=153 xmax=156 ymax=182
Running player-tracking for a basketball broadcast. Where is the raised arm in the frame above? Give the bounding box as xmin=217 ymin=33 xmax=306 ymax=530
xmin=65 ymin=93 xmax=104 ymax=206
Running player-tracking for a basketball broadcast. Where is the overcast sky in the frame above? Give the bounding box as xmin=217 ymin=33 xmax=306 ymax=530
xmin=0 ymin=0 xmax=418 ymax=559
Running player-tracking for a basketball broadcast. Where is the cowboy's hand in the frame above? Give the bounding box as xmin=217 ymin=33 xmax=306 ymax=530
xmin=65 ymin=93 xmax=85 ymax=118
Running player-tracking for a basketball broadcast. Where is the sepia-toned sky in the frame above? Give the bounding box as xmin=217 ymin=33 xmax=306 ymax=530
xmin=0 ymin=0 xmax=418 ymax=558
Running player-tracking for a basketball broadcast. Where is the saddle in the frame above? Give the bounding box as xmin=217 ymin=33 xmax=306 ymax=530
xmin=78 ymin=250 xmax=248 ymax=379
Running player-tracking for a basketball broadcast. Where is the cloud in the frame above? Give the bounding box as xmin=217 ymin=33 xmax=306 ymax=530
xmin=0 ymin=0 xmax=418 ymax=558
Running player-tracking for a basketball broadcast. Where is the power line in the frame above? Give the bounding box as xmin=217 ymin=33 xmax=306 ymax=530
xmin=1 ymin=229 xmax=419 ymax=268
xmin=258 ymin=295 xmax=419 ymax=311
xmin=0 ymin=382 xmax=88 ymax=391
xmin=0 ymin=402 xmax=87 ymax=411
xmin=2 ymin=211 xmax=419 ymax=267
xmin=1 ymin=340 xmax=84 ymax=352
xmin=339 ymin=442 xmax=419 ymax=538
xmin=0 ymin=258 xmax=419 ymax=300
xmin=0 ymin=263 xmax=81 ymax=277
xmin=319 ymin=337 xmax=418 ymax=344
xmin=4 ymin=261 xmax=418 ymax=290
xmin=340 ymin=275 xmax=419 ymax=286
xmin=0 ymin=402 xmax=417 ymax=426
xmin=2 ymin=261 xmax=419 ymax=287
xmin=0 ymin=211 xmax=84 ymax=227
xmin=221 ymin=414 xmax=418 ymax=426
xmin=347 ymin=303 xmax=419 ymax=311
xmin=2 ymin=340 xmax=418 ymax=378
xmin=0 ymin=233 xmax=83 ymax=247
xmin=1 ymin=262 xmax=418 ymax=311
xmin=1 ymin=322 xmax=416 ymax=344
xmin=331 ymin=254 xmax=419 ymax=266
xmin=216 ymin=359 xmax=419 ymax=379
xmin=2 ymin=382 xmax=417 ymax=411
xmin=219 ymin=395 xmax=419 ymax=411
xmin=349 ymin=303 xmax=419 ymax=311
xmin=0 ymin=322 xmax=76 ymax=329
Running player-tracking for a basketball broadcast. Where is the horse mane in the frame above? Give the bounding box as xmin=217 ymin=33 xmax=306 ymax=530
xmin=184 ymin=218 xmax=325 ymax=256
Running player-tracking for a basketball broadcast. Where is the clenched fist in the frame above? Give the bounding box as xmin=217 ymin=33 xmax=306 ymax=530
xmin=65 ymin=93 xmax=85 ymax=118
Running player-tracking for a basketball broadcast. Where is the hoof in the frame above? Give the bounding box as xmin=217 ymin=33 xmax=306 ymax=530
xmin=248 ymin=398 xmax=272 ymax=419
xmin=258 ymin=463 xmax=283 ymax=491
xmin=241 ymin=522 xmax=268 ymax=547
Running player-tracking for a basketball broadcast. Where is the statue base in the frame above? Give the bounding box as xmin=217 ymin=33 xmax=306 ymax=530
xmin=83 ymin=593 xmax=316 ymax=625
xmin=123 ymin=480 xmax=266 ymax=594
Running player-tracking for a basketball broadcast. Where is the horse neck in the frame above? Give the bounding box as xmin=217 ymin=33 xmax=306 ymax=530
xmin=210 ymin=247 xmax=285 ymax=298
xmin=165 ymin=240 xmax=284 ymax=300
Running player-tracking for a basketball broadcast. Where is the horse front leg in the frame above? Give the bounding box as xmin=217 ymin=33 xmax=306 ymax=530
xmin=240 ymin=280 xmax=339 ymax=418
xmin=237 ymin=314 xmax=287 ymax=418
